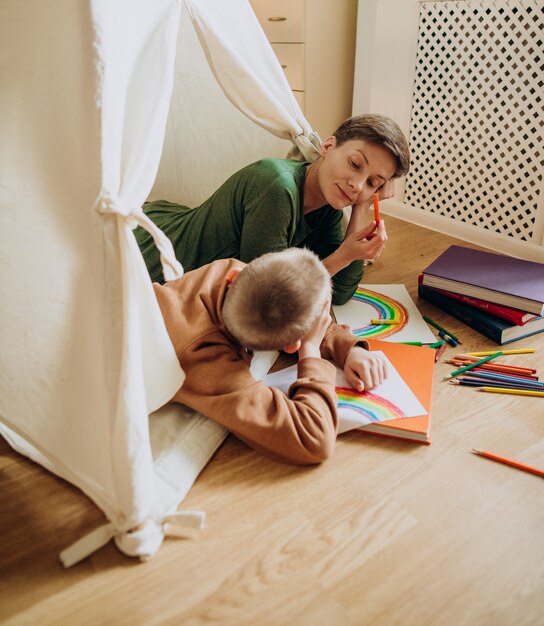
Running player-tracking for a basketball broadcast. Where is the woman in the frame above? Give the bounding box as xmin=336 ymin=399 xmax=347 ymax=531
xmin=135 ymin=113 xmax=410 ymax=305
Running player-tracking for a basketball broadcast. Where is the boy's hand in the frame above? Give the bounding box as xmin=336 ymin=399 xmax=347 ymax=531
xmin=298 ymin=298 xmax=332 ymax=360
xmin=344 ymin=346 xmax=388 ymax=391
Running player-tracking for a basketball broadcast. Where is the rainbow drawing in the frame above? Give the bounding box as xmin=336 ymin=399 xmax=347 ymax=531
xmin=350 ymin=287 xmax=409 ymax=338
xmin=335 ymin=386 xmax=406 ymax=422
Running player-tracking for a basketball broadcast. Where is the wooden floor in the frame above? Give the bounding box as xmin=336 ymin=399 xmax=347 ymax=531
xmin=2 ymin=216 xmax=543 ymax=626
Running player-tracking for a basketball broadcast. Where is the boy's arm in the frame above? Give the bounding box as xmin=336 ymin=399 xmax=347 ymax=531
xmin=320 ymin=323 xmax=388 ymax=391
xmin=320 ymin=322 xmax=367 ymax=368
xmin=173 ymin=337 xmax=339 ymax=466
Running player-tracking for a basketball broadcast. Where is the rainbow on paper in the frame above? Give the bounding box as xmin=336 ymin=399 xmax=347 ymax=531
xmin=336 ymin=386 xmax=406 ymax=422
xmin=350 ymin=287 xmax=409 ymax=338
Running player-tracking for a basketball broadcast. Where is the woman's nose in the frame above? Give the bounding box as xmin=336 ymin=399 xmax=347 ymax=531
xmin=349 ymin=177 xmax=365 ymax=193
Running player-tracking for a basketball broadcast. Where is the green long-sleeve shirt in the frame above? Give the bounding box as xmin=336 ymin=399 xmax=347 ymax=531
xmin=134 ymin=158 xmax=364 ymax=304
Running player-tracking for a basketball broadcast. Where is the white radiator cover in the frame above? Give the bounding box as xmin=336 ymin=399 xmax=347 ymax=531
xmin=353 ymin=0 xmax=544 ymax=260
xmin=405 ymin=0 xmax=544 ymax=244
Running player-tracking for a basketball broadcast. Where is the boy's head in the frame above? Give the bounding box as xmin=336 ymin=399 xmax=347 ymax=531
xmin=333 ymin=113 xmax=410 ymax=179
xmin=222 ymin=248 xmax=332 ymax=351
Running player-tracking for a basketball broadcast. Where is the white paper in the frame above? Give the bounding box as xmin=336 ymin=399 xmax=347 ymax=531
xmin=333 ymin=284 xmax=436 ymax=344
xmin=263 ymin=352 xmax=427 ymax=434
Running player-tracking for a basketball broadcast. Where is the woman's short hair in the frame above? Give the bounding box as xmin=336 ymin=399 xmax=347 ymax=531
xmin=222 ymin=248 xmax=332 ymax=351
xmin=333 ymin=113 xmax=410 ymax=178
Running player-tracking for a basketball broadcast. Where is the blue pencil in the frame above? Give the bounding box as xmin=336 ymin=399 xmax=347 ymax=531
xmin=462 ymin=370 xmax=544 ymax=388
xmin=438 ymin=330 xmax=458 ymax=346
xmin=450 ymin=379 xmax=541 ymax=392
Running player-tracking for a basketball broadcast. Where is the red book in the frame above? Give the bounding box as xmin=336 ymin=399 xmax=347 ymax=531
xmin=417 ymin=275 xmax=537 ymax=326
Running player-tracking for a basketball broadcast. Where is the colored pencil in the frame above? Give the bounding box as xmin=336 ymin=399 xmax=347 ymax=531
xmin=465 ymin=349 xmax=536 ymax=356
xmin=477 ymin=386 xmax=544 ymax=397
xmin=471 ymin=449 xmax=544 ymax=478
xmin=373 ymin=193 xmax=380 ymax=224
xmin=438 ymin=330 xmax=458 ymax=346
xmin=447 ymin=359 xmax=537 ymax=376
xmin=370 ymin=318 xmax=399 ymax=325
xmin=449 ymin=379 xmax=542 ymax=392
xmin=434 ymin=342 xmax=447 ymax=362
xmin=400 ymin=339 xmax=446 ymax=348
xmin=462 ymin=373 xmax=544 ymax=388
xmin=443 ymin=351 xmax=503 ymax=380
xmin=462 ymin=370 xmax=544 ymax=387
xmin=459 ymin=366 xmax=538 ymax=380
xmin=423 ymin=315 xmax=461 ymax=344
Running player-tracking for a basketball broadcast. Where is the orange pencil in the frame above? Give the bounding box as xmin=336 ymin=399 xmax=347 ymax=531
xmin=373 ymin=193 xmax=380 ymax=224
xmin=471 ymin=449 xmax=544 ymax=478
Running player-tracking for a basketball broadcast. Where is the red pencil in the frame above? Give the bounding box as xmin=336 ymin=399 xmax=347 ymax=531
xmin=434 ymin=342 xmax=447 ymax=362
xmin=373 ymin=193 xmax=380 ymax=224
xmin=471 ymin=449 xmax=544 ymax=478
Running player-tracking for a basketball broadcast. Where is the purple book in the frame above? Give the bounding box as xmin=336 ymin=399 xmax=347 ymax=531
xmin=421 ymin=245 xmax=544 ymax=315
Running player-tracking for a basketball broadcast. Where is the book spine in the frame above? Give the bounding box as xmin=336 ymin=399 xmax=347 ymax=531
xmin=418 ymin=284 xmax=503 ymax=344
xmin=433 ymin=288 xmax=533 ymax=325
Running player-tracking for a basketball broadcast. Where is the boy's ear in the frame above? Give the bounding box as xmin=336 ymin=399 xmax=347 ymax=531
xmin=225 ymin=267 xmax=241 ymax=285
xmin=282 ymin=339 xmax=301 ymax=354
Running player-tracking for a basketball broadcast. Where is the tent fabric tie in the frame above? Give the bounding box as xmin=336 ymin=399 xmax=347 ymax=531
xmin=97 ymin=194 xmax=184 ymax=282
xmin=288 ymin=130 xmax=322 ymax=163
xmin=59 ymin=510 xmax=206 ymax=568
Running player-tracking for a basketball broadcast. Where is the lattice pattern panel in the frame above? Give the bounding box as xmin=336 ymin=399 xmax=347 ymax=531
xmin=405 ymin=0 xmax=544 ymax=242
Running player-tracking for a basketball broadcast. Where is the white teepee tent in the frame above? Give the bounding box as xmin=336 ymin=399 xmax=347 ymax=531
xmin=0 ymin=0 xmax=321 ymax=566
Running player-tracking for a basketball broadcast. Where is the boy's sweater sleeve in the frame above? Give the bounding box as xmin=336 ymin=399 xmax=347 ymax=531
xmin=320 ymin=323 xmax=369 ymax=368
xmin=172 ymin=337 xmax=339 ymax=466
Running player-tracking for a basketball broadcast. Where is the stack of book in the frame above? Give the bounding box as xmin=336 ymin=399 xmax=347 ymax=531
xmin=418 ymin=245 xmax=544 ymax=345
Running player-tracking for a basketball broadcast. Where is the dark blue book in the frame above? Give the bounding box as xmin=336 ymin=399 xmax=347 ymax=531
xmin=418 ymin=284 xmax=544 ymax=345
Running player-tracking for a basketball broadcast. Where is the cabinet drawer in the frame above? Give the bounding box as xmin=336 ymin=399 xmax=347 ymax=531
xmin=250 ymin=0 xmax=305 ymax=42
xmin=271 ymin=43 xmax=305 ymax=91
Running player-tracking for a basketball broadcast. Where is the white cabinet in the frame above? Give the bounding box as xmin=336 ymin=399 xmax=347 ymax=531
xmin=250 ymin=0 xmax=358 ymax=139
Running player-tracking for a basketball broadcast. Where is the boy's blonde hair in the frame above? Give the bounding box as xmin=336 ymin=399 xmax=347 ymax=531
xmin=222 ymin=248 xmax=332 ymax=351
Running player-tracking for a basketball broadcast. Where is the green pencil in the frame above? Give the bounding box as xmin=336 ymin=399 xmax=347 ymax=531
xmin=398 ymin=340 xmax=446 ymax=348
xmin=423 ymin=315 xmax=461 ymax=344
xmin=443 ymin=351 xmax=503 ymax=381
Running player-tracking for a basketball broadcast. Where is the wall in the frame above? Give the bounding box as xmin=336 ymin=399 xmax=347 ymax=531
xmin=353 ymin=0 xmax=544 ymax=262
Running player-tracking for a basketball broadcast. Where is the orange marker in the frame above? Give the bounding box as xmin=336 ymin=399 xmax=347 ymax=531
xmin=373 ymin=193 xmax=380 ymax=224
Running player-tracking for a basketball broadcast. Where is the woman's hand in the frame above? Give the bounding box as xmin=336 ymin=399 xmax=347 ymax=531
xmin=339 ymin=220 xmax=388 ymax=264
xmin=349 ymin=179 xmax=396 ymax=216
xmin=344 ymin=346 xmax=388 ymax=391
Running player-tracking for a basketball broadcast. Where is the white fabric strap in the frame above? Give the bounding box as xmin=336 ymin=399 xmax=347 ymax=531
xmin=59 ymin=510 xmax=206 ymax=567
xmin=59 ymin=523 xmax=116 ymax=568
xmin=97 ymin=194 xmax=184 ymax=282
xmin=288 ymin=131 xmax=322 ymax=163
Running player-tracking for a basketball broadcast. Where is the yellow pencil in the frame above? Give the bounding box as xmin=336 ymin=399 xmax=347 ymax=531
xmin=477 ymin=386 xmax=544 ymax=397
xmin=370 ymin=319 xmax=400 ymax=325
xmin=465 ymin=349 xmax=536 ymax=356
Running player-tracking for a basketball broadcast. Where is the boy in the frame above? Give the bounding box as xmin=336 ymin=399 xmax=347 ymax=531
xmin=154 ymin=248 xmax=387 ymax=465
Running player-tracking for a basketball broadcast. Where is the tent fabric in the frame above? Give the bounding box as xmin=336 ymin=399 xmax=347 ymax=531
xmin=184 ymin=0 xmax=322 ymax=162
xmin=0 ymin=0 xmax=320 ymax=564
xmin=0 ymin=0 xmax=185 ymax=534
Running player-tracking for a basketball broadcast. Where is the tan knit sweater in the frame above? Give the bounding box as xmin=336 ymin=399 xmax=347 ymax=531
xmin=153 ymin=259 xmax=365 ymax=465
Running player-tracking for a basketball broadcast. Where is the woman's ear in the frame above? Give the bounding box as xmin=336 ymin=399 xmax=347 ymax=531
xmin=225 ymin=267 xmax=242 ymax=285
xmin=320 ymin=135 xmax=337 ymax=156
xmin=282 ymin=339 xmax=301 ymax=354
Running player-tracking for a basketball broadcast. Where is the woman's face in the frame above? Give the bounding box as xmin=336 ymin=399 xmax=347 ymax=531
xmin=317 ymin=137 xmax=397 ymax=209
